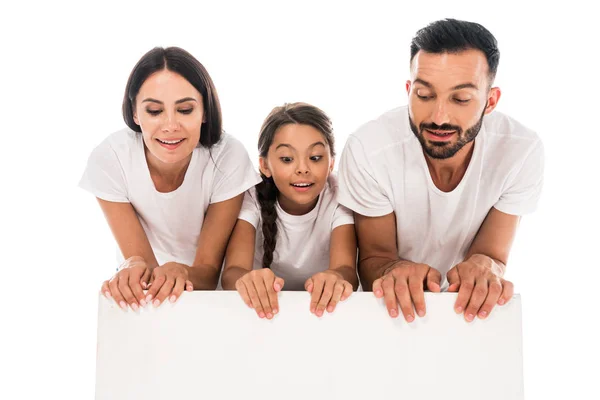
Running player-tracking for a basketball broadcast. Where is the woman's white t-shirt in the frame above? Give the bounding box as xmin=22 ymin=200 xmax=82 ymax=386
xmin=79 ymin=128 xmax=262 ymax=267
xmin=238 ymin=174 xmax=355 ymax=290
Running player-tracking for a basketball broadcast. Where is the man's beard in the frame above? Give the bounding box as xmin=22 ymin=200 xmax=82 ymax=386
xmin=409 ymin=108 xmax=486 ymax=159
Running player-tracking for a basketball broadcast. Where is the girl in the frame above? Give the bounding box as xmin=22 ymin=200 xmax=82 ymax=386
xmin=79 ymin=47 xmax=261 ymax=310
xmin=221 ymin=103 xmax=358 ymax=319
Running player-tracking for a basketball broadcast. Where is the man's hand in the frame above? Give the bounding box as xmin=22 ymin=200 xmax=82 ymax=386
xmin=447 ymin=254 xmax=514 ymax=322
xmin=372 ymin=261 xmax=441 ymax=322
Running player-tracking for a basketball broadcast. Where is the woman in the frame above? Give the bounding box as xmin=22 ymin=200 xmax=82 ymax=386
xmin=80 ymin=47 xmax=261 ymax=310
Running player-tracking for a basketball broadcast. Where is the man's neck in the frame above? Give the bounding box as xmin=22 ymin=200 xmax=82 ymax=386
xmin=424 ymin=140 xmax=475 ymax=192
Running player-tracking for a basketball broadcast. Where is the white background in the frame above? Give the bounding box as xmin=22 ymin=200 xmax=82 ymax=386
xmin=1 ymin=1 xmax=598 ymax=399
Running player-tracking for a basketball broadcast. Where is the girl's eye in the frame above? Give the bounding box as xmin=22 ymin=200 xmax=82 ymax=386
xmin=280 ymin=157 xmax=293 ymax=163
xmin=146 ymin=109 xmax=162 ymax=116
xmin=416 ymin=94 xmax=433 ymax=100
xmin=179 ymin=108 xmax=193 ymax=114
xmin=310 ymin=155 xmax=323 ymax=161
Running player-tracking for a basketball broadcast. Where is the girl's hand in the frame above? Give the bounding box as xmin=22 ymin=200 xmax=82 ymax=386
xmin=145 ymin=262 xmax=193 ymax=306
xmin=101 ymin=256 xmax=151 ymax=311
xmin=305 ymin=270 xmax=353 ymax=317
xmin=235 ymin=269 xmax=284 ymax=319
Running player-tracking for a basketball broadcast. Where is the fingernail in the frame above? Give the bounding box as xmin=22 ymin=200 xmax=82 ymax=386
xmin=104 ymin=291 xmax=112 ymax=299
xmin=466 ymin=313 xmax=474 ymax=322
xmin=131 ymin=303 xmax=139 ymax=311
xmin=259 ymin=312 xmax=265 ymax=318
xmin=417 ymin=309 xmax=425 ymax=317
xmin=274 ymin=283 xmax=281 ymax=291
xmin=146 ymin=294 xmax=153 ymax=302
xmin=267 ymin=313 xmax=273 ymax=319
xmin=153 ymin=299 xmax=160 ymax=307
xmin=479 ymin=311 xmax=488 ymax=318
xmin=317 ymin=310 xmax=323 ymax=317
xmin=140 ymin=299 xmax=147 ymax=307
xmin=272 ymin=309 xmax=278 ymax=314
xmin=327 ymin=306 xmax=334 ymax=313
xmin=310 ymin=307 xmax=315 ymax=314
xmin=498 ymin=298 xmax=506 ymax=305
xmin=169 ymin=295 xmax=176 ymax=303
xmin=142 ymin=282 xmax=147 ymax=289
xmin=406 ymin=314 xmax=415 ymax=323
xmin=455 ymin=306 xmax=463 ymax=313
xmin=390 ymin=309 xmax=398 ymax=317
xmin=375 ymin=290 xmax=382 ymax=297
xmin=119 ymin=301 xmax=127 ymax=310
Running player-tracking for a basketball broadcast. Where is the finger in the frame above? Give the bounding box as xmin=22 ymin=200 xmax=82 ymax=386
xmin=129 ymin=271 xmax=147 ymax=307
xmin=464 ymin=278 xmax=488 ymax=322
xmin=446 ymin=267 xmax=460 ymax=292
xmin=153 ymin=278 xmax=175 ymax=307
xmin=408 ymin=275 xmax=426 ymax=318
xmin=185 ymin=280 xmax=193 ymax=292
xmin=108 ymin=276 xmax=126 ymax=310
xmin=266 ymin=276 xmax=280 ymax=315
xmin=372 ymin=278 xmax=384 ymax=298
xmin=426 ymin=268 xmax=442 ymax=292
xmin=118 ymin=273 xmax=139 ymax=311
xmin=395 ymin=279 xmax=414 ymax=322
xmin=340 ymin=281 xmax=353 ymax=301
xmin=146 ymin=274 xmax=166 ymax=303
xmin=316 ymin=279 xmax=335 ymax=317
xmin=252 ymin=278 xmax=271 ymax=318
xmin=326 ymin=281 xmax=345 ymax=313
xmin=310 ymin=276 xmax=325 ymax=314
xmin=101 ymin=281 xmax=112 ymax=299
xmin=304 ymin=278 xmax=314 ymax=293
xmin=454 ymin=276 xmax=474 ymax=315
xmin=245 ymin=279 xmax=264 ymax=317
xmin=235 ymin=280 xmax=253 ymax=308
xmin=169 ymin=277 xmax=186 ymax=303
xmin=478 ymin=279 xmax=502 ymax=319
xmin=273 ymin=277 xmax=284 ymax=292
xmin=498 ymin=280 xmax=514 ymax=306
xmin=381 ymin=276 xmax=399 ymax=318
xmin=140 ymin=268 xmax=151 ymax=289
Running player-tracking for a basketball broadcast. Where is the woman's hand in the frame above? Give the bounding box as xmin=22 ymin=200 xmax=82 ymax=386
xmin=145 ymin=262 xmax=194 ymax=306
xmin=305 ymin=270 xmax=353 ymax=317
xmin=235 ymin=268 xmax=285 ymax=319
xmin=101 ymin=256 xmax=151 ymax=311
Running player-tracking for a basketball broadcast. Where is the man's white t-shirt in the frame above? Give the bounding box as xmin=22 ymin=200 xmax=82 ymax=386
xmin=338 ymin=106 xmax=544 ymax=285
xmin=79 ymin=128 xmax=262 ymax=267
xmin=238 ymin=174 xmax=355 ymax=291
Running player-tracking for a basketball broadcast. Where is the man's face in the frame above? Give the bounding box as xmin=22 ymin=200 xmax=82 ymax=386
xmin=407 ymin=49 xmax=500 ymax=159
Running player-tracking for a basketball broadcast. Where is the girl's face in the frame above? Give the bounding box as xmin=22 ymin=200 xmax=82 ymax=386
xmin=133 ymin=69 xmax=205 ymax=166
xmin=260 ymin=123 xmax=334 ymax=215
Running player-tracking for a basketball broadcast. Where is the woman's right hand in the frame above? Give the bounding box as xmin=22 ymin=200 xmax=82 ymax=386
xmin=235 ymin=269 xmax=284 ymax=319
xmin=101 ymin=256 xmax=151 ymax=311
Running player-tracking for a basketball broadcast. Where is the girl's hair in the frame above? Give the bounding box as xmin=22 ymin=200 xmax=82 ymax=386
xmin=256 ymin=102 xmax=335 ymax=268
xmin=122 ymin=46 xmax=223 ymax=148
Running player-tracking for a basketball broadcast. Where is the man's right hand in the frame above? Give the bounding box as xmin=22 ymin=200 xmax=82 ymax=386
xmin=372 ymin=261 xmax=441 ymax=322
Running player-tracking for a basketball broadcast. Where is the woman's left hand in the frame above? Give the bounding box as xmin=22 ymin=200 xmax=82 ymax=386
xmin=145 ymin=262 xmax=193 ymax=306
xmin=305 ymin=270 xmax=353 ymax=317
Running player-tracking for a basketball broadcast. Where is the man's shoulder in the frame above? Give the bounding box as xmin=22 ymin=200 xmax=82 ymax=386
xmin=483 ymin=111 xmax=541 ymax=146
xmin=348 ymin=106 xmax=412 ymax=154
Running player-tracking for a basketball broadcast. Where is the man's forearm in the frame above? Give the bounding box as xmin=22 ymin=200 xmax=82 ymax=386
xmin=358 ymin=256 xmax=408 ymax=290
xmin=467 ymin=253 xmax=506 ymax=277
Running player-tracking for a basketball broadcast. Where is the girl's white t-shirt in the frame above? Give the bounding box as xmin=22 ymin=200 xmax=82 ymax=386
xmin=79 ymin=128 xmax=262 ymax=267
xmin=238 ymin=174 xmax=355 ymax=290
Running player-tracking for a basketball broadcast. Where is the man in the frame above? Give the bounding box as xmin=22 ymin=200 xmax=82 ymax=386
xmin=338 ymin=19 xmax=544 ymax=322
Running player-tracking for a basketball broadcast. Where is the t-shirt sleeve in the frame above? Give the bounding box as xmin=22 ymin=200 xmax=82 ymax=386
xmin=331 ymin=204 xmax=355 ymax=230
xmin=78 ymin=140 xmax=129 ymax=203
xmin=211 ymin=136 xmax=262 ymax=204
xmin=237 ymin=189 xmax=260 ymax=228
xmin=494 ymin=139 xmax=545 ymax=215
xmin=337 ymin=135 xmax=393 ymax=217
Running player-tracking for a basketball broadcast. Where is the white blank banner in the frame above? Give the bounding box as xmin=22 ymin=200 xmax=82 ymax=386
xmin=96 ymin=292 xmax=523 ymax=399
